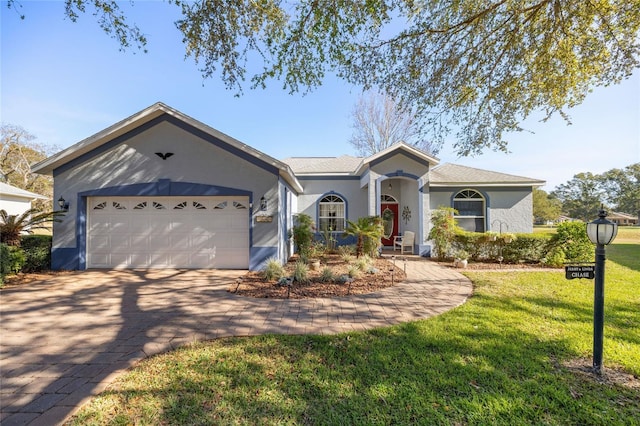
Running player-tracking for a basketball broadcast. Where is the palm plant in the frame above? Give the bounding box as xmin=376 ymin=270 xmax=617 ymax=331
xmin=343 ymin=216 xmax=384 ymax=258
xmin=0 ymin=208 xmax=64 ymax=246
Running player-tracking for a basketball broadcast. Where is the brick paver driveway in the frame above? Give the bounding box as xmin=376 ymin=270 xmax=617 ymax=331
xmin=1 ymin=261 xmax=471 ymax=425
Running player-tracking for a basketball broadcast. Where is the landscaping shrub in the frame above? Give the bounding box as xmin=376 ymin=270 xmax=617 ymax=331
xmin=548 ymin=221 xmax=593 ymax=264
xmin=292 ymin=214 xmax=314 ymax=259
xmin=319 ymin=226 xmax=338 ymax=253
xmin=453 ymin=231 xmax=498 ymax=261
xmin=542 ymin=246 xmax=566 ymax=267
xmin=347 ymin=264 xmax=361 ymax=279
xmin=319 ymin=267 xmax=334 ymax=282
xmin=292 ymin=260 xmax=309 ymax=283
xmin=0 ymin=244 xmax=25 ymax=277
xmin=354 ymin=255 xmax=371 ymax=271
xmin=428 ymin=207 xmax=460 ymax=260
xmin=343 ymin=216 xmax=384 ymax=258
xmin=452 ymin=232 xmax=552 ymax=264
xmin=339 ymin=245 xmax=354 ymax=263
xmin=262 ymin=257 xmax=285 ymax=281
xmin=20 ymin=235 xmax=52 ymax=272
xmin=0 ymin=243 xmax=9 ymax=285
xmin=501 ymin=234 xmax=551 ymax=263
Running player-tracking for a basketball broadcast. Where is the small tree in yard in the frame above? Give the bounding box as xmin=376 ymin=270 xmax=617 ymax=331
xmin=0 ymin=209 xmax=63 ymax=246
xmin=428 ymin=207 xmax=460 ymax=261
xmin=291 ymin=213 xmax=315 ymax=259
xmin=343 ymin=216 xmax=384 ymax=258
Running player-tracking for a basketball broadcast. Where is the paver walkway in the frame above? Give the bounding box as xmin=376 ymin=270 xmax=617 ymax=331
xmin=1 ymin=258 xmax=472 ymax=425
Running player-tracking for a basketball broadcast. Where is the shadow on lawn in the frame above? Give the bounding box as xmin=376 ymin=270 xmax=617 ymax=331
xmin=608 ymin=243 xmax=640 ymax=272
xmin=76 ymin=293 xmax=640 ymax=425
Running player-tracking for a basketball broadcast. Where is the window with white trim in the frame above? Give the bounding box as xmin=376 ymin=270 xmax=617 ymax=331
xmin=318 ymin=194 xmax=345 ymax=232
xmin=453 ymin=189 xmax=485 ymax=232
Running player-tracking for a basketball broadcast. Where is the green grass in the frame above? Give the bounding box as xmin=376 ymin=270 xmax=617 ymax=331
xmin=71 ymin=245 xmax=640 ymax=425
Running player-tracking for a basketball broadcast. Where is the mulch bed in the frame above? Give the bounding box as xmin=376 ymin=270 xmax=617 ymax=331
xmin=229 ymin=254 xmax=406 ymax=299
xmin=432 ymin=259 xmax=561 ymax=271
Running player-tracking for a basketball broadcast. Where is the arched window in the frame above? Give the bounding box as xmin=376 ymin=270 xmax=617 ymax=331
xmin=318 ymin=194 xmax=346 ymax=232
xmin=453 ymin=189 xmax=485 ymax=232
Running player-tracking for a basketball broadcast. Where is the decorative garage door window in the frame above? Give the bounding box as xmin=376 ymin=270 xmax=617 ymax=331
xmin=87 ymin=196 xmax=250 ymax=269
xmin=453 ymin=189 xmax=485 ymax=232
xmin=318 ymin=194 xmax=345 ymax=232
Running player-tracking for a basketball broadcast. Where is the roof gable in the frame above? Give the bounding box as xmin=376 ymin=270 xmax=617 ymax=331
xmin=282 ymin=142 xmax=439 ymax=177
xmin=356 ymin=142 xmax=439 ymax=174
xmin=31 ymin=102 xmax=302 ymax=192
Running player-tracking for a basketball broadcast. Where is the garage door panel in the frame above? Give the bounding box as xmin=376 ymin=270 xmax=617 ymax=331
xmin=88 ymin=196 xmax=249 ymax=269
xmin=169 ymin=234 xmax=190 ymax=250
xmin=130 ymin=216 xmax=153 ymax=232
xmin=230 ymin=233 xmax=249 ymax=248
xmin=192 ymin=235 xmax=212 ymax=250
xmin=89 ymin=222 xmax=110 ymax=233
xmin=149 ymin=253 xmax=170 ymax=268
xmin=88 ymin=235 xmax=109 ymax=251
xmin=110 ymin=253 xmax=131 ymax=268
xmin=88 ymin=254 xmax=110 ymax=267
xmin=148 ymin=234 xmax=170 ymax=247
xmin=111 ymin=234 xmax=131 ymax=250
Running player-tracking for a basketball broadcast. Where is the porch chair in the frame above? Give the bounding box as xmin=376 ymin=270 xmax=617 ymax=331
xmin=393 ymin=231 xmax=415 ymax=254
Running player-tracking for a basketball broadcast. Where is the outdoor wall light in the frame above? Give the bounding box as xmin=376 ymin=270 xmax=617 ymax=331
xmin=260 ymin=196 xmax=267 ymax=211
xmin=58 ymin=196 xmax=69 ymax=211
xmin=586 ymin=208 xmax=618 ymax=375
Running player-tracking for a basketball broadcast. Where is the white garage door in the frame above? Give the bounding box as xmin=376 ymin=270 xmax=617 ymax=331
xmin=87 ymin=196 xmax=249 ymax=269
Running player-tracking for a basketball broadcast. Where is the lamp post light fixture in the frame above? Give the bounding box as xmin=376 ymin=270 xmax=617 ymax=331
xmin=585 ymin=208 xmax=618 ymax=374
xmin=57 ymin=196 xmax=69 ymax=211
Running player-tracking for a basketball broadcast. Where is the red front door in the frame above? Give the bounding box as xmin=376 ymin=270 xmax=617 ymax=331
xmin=381 ymin=203 xmax=399 ymax=246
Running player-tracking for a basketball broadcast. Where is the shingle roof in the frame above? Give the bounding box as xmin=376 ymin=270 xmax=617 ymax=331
xmin=430 ymin=163 xmax=545 ymax=186
xmin=609 ymin=211 xmax=637 ymax=219
xmin=282 ymin=155 xmax=363 ymax=174
xmin=0 ymin=182 xmax=48 ymax=200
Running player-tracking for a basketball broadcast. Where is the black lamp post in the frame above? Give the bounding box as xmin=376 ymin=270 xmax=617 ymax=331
xmin=585 ymin=208 xmax=618 ymax=374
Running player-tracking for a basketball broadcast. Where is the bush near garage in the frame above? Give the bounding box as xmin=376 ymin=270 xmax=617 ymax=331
xmin=20 ymin=235 xmax=52 ymax=272
xmin=0 ymin=243 xmax=26 ymax=285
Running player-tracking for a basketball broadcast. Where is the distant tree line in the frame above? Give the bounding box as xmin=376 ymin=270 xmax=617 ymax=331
xmin=534 ymin=164 xmax=639 ymax=223
xmin=1 ymin=124 xmax=56 ymax=211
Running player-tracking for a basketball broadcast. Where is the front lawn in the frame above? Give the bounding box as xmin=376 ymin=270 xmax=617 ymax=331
xmin=70 ymin=243 xmax=640 ymax=425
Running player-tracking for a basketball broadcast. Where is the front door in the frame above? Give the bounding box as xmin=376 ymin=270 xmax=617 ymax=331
xmin=381 ymin=203 xmax=399 ymax=246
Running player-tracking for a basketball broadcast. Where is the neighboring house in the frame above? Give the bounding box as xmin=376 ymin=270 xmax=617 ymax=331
xmin=32 ymin=102 xmax=545 ymax=271
xmin=607 ymin=211 xmax=638 ymax=226
xmin=0 ymin=182 xmax=48 ymax=216
xmin=557 ymin=215 xmax=580 ymax=224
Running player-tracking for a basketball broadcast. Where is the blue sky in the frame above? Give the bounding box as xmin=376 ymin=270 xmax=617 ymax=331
xmin=2 ymin=1 xmax=639 ymax=191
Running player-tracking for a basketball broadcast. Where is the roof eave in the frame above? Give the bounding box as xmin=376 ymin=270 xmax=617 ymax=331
xmin=430 ymin=181 xmax=546 ymax=187
xmin=32 ymin=102 xmax=171 ymax=175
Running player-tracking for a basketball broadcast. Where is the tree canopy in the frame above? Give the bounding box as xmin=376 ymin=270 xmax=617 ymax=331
xmin=532 ymin=188 xmax=562 ymax=224
xmin=0 ymin=124 xmax=54 ymax=210
xmin=8 ymin=0 xmax=640 ymax=156
xmin=551 ymin=164 xmax=640 ymax=220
